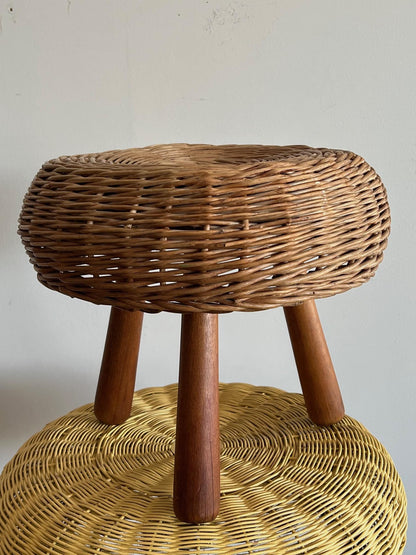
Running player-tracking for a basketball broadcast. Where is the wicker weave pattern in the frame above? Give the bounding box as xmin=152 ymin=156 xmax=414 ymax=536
xmin=0 ymin=384 xmax=406 ymax=554
xmin=19 ymin=144 xmax=390 ymax=313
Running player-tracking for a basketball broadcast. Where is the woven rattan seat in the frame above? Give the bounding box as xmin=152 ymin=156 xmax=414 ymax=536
xmin=0 ymin=384 xmax=407 ymax=554
xmin=19 ymin=144 xmax=390 ymax=313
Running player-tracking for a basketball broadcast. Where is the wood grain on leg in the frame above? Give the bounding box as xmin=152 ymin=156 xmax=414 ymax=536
xmin=94 ymin=308 xmax=143 ymax=425
xmin=174 ymin=313 xmax=220 ymax=524
xmin=284 ymin=300 xmax=344 ymax=426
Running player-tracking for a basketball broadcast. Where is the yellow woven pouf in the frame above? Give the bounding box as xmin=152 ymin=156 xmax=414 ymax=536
xmin=0 ymin=384 xmax=407 ymax=555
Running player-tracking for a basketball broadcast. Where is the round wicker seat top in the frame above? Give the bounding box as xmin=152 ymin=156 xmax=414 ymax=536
xmin=0 ymin=384 xmax=407 ymax=554
xmin=19 ymin=143 xmax=390 ymax=313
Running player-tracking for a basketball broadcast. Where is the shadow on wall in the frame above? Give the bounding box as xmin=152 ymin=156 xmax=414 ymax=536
xmin=0 ymin=178 xmax=25 ymax=257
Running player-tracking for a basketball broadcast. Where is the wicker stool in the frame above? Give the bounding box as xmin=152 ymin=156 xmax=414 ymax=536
xmin=17 ymin=144 xmax=392 ymax=529
xmin=0 ymin=384 xmax=407 ymax=554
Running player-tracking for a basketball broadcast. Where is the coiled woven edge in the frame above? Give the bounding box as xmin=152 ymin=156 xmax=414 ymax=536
xmin=0 ymin=383 xmax=407 ymax=555
xmin=19 ymin=144 xmax=390 ymax=313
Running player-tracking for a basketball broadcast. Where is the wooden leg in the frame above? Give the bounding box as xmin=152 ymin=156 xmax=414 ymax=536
xmin=173 ymin=313 xmax=220 ymax=524
xmin=284 ymin=300 xmax=345 ymax=426
xmin=94 ymin=307 xmax=143 ymax=425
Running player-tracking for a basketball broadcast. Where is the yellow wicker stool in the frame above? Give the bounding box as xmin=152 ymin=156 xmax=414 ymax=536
xmin=18 ymin=144 xmax=392 ymax=524
xmin=0 ymin=384 xmax=407 ymax=554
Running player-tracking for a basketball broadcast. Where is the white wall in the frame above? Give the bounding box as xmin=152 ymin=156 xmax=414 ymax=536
xmin=1 ymin=0 xmax=414 ymax=551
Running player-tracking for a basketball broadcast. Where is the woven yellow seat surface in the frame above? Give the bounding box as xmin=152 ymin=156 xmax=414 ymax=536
xmin=19 ymin=144 xmax=390 ymax=313
xmin=0 ymin=383 xmax=407 ymax=554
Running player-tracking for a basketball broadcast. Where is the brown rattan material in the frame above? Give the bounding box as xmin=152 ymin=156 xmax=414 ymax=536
xmin=0 ymin=383 xmax=407 ymax=554
xmin=19 ymin=144 xmax=390 ymax=313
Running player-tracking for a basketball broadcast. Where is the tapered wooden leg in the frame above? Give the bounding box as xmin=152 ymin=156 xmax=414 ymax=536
xmin=94 ymin=307 xmax=143 ymax=425
xmin=174 ymin=313 xmax=220 ymax=524
xmin=284 ymin=300 xmax=345 ymax=426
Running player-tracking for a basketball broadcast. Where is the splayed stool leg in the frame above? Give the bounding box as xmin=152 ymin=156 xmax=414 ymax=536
xmin=284 ymin=299 xmax=345 ymax=426
xmin=94 ymin=307 xmax=143 ymax=425
xmin=174 ymin=313 xmax=220 ymax=523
